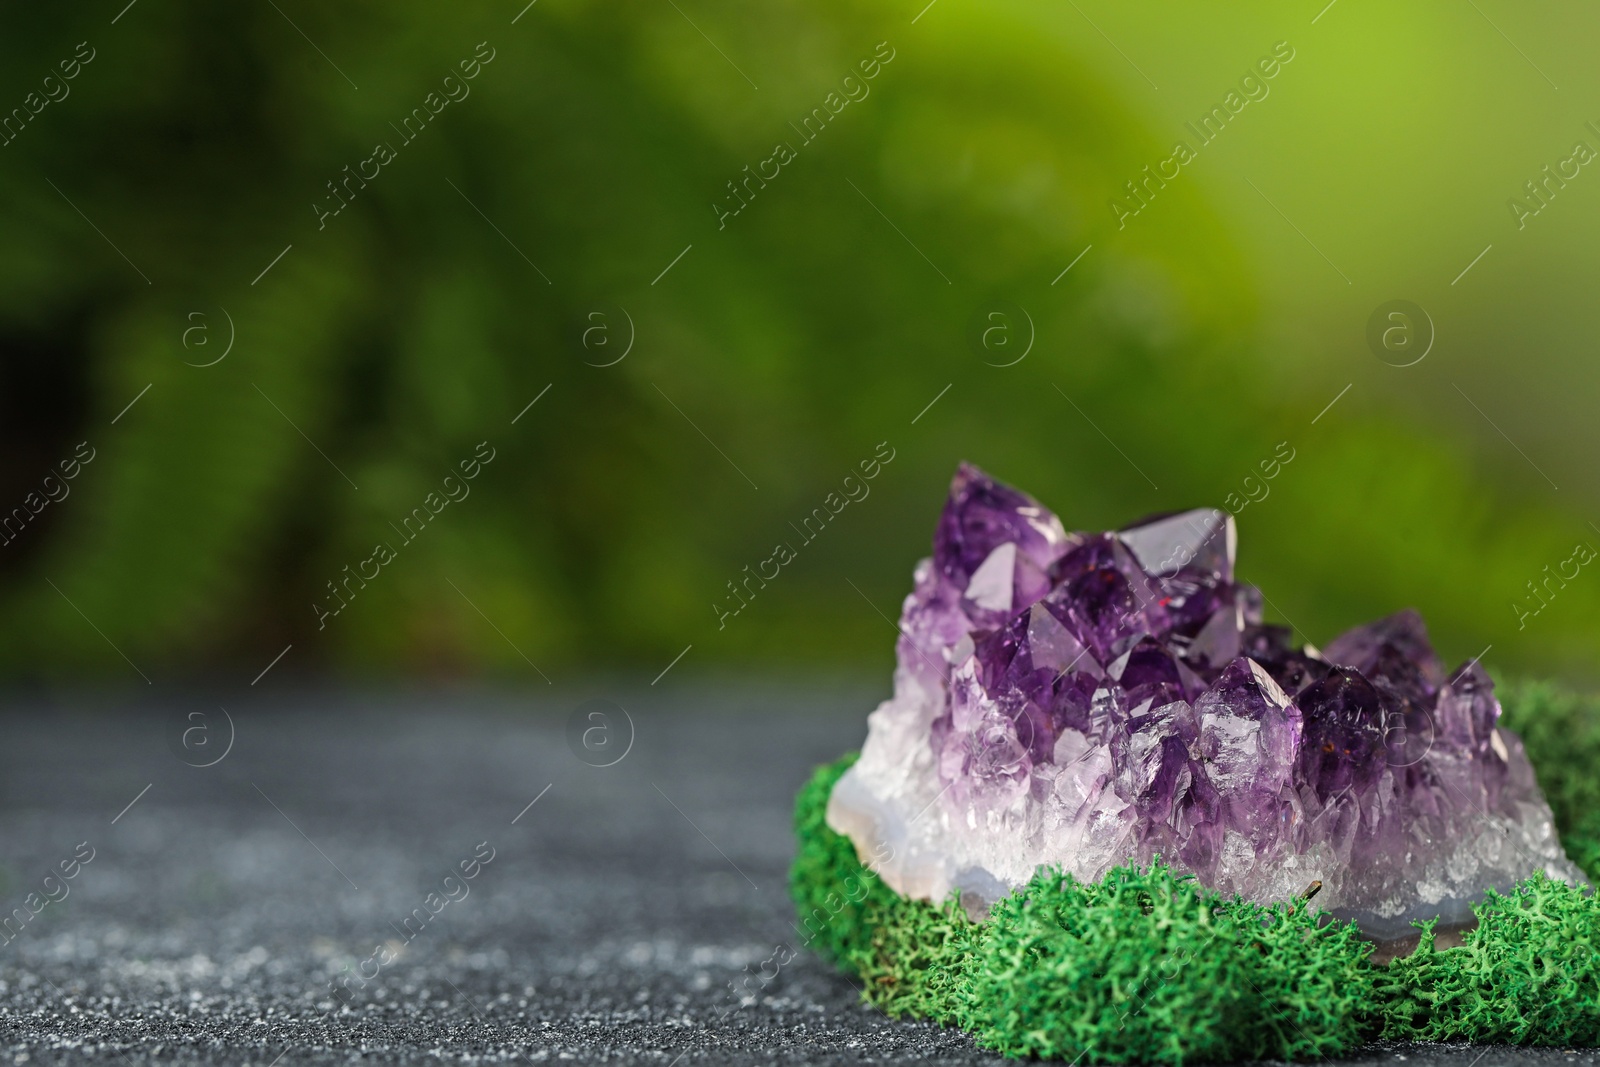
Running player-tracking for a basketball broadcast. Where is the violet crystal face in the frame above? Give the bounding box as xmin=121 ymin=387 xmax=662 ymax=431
xmin=827 ymin=463 xmax=1583 ymax=939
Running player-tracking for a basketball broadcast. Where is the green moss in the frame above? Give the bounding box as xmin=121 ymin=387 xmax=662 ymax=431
xmin=791 ymin=756 xmax=1374 ymax=1061
xmin=788 ymin=750 xmax=892 ymax=971
xmin=1378 ymin=873 xmax=1600 ymax=1044
xmin=964 ymin=862 xmax=1374 ymax=1063
xmin=795 ymin=680 xmax=1600 ymax=1060
xmin=788 ymin=752 xmax=978 ymax=1022
xmin=1378 ymin=679 xmax=1600 ymax=1046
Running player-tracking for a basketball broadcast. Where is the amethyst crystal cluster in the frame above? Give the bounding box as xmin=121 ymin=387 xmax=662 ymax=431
xmin=828 ymin=464 xmax=1582 ymax=938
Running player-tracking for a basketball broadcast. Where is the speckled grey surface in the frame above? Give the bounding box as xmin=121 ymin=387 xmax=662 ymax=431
xmin=0 ymin=684 xmax=1589 ymax=1065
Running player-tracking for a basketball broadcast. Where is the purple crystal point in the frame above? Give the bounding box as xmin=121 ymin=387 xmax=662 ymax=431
xmin=1435 ymin=658 xmax=1501 ymax=758
xmin=1047 ymin=668 xmax=1099 ymax=738
xmin=1108 ymin=636 xmax=1201 ymax=711
xmin=1025 ymin=601 xmax=1101 ymax=680
xmin=829 ymin=464 xmax=1585 ymax=943
xmin=1195 ymin=657 xmax=1302 ymax=789
xmin=934 ymin=463 xmax=1070 ymax=628
xmin=1241 ymin=623 xmax=1327 ymax=695
xmin=1192 ymin=658 xmax=1303 ymax=873
xmin=1119 ymin=507 xmax=1233 ymax=577
xmin=1295 ymin=667 xmax=1388 ymax=799
xmin=1431 ymin=659 xmax=1511 ymax=810
xmin=1119 ymin=508 xmax=1237 ymax=633
xmin=893 ymin=558 xmax=972 ymax=697
xmin=937 ymin=658 xmax=1036 ymax=809
xmin=1236 ymin=583 xmax=1265 ymax=626
xmin=1044 ymin=535 xmax=1168 ymax=663
xmin=1324 ymin=609 xmax=1447 ymax=694
xmin=1185 ymin=602 xmax=1244 ymax=672
xmin=1114 ymin=698 xmax=1196 ymax=802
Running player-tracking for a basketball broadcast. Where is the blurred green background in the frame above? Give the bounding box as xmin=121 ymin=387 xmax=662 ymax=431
xmin=0 ymin=0 xmax=1596 ymax=685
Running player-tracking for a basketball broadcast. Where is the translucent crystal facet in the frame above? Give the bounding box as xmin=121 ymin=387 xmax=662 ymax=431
xmin=827 ymin=464 xmax=1584 ymax=939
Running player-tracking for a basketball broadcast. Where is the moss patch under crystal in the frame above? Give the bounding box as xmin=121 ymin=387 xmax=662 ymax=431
xmin=792 ymin=754 xmax=1375 ymax=1063
xmin=789 ymin=750 xmax=979 ymax=1024
xmin=1376 ymin=874 xmax=1600 ymax=1044
xmin=792 ymin=682 xmax=1600 ymax=1062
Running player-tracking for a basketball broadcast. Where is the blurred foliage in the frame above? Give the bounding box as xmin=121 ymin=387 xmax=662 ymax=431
xmin=0 ymin=1 xmax=1596 ymax=682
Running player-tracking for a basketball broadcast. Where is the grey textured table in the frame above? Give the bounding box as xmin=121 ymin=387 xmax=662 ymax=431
xmin=0 ymin=685 xmax=1588 ymax=1065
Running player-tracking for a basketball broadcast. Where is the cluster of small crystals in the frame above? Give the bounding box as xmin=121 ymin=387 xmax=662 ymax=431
xmin=828 ymin=463 xmax=1583 ymax=938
